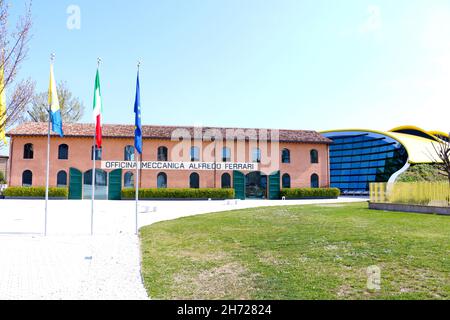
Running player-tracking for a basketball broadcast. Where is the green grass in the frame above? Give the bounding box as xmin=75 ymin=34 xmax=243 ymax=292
xmin=140 ymin=202 xmax=450 ymax=300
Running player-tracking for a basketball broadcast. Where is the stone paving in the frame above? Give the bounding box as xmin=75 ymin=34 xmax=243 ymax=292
xmin=0 ymin=198 xmax=367 ymax=300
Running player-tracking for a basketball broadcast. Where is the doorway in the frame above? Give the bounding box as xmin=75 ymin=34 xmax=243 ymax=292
xmin=245 ymin=172 xmax=267 ymax=199
xmin=83 ymin=169 xmax=108 ymax=200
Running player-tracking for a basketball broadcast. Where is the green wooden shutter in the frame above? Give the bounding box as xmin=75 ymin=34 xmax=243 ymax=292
xmin=233 ymin=171 xmax=246 ymax=200
xmin=108 ymin=169 xmax=123 ymax=200
xmin=268 ymin=171 xmax=281 ymax=200
xmin=68 ymin=168 xmax=82 ymax=200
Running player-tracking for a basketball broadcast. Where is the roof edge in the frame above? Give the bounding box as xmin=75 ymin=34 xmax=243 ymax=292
xmin=321 ymin=128 xmax=443 ymax=164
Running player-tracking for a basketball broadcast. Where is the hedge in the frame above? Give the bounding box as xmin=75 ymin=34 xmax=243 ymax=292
xmin=122 ymin=188 xmax=235 ymax=200
xmin=280 ymin=188 xmax=341 ymax=199
xmin=3 ymin=187 xmax=69 ymax=198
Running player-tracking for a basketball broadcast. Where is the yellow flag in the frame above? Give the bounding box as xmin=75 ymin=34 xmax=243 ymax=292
xmin=0 ymin=54 xmax=7 ymax=145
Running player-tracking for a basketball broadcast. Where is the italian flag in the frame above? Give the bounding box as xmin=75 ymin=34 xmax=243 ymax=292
xmin=93 ymin=69 xmax=103 ymax=148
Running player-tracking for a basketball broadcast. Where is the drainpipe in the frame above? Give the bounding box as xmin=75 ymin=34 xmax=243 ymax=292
xmin=327 ymin=144 xmax=330 ymax=188
xmin=8 ymin=137 xmax=13 ymax=186
xmin=140 ymin=142 xmax=143 ymax=189
xmin=214 ymin=139 xmax=217 ymax=189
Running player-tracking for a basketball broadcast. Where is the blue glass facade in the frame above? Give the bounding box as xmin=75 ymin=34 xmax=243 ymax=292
xmin=323 ymin=131 xmax=408 ymax=195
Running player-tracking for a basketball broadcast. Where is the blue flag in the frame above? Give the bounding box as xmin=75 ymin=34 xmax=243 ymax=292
xmin=134 ymin=71 xmax=142 ymax=154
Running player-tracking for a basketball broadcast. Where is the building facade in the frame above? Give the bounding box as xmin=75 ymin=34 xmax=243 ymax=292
xmin=322 ymin=126 xmax=447 ymax=195
xmin=7 ymin=122 xmax=332 ymax=200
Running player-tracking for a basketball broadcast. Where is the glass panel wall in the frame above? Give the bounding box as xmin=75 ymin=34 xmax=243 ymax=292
xmin=324 ymin=131 xmax=408 ymax=195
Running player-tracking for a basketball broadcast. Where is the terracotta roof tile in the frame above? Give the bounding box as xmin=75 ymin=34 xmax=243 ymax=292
xmin=7 ymin=122 xmax=332 ymax=144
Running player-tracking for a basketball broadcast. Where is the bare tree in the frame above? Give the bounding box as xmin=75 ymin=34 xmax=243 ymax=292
xmin=0 ymin=0 xmax=35 ymax=150
xmin=28 ymin=81 xmax=84 ymax=123
xmin=431 ymin=137 xmax=450 ymax=185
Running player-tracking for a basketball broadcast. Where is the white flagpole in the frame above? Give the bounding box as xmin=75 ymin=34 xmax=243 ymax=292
xmin=135 ymin=61 xmax=141 ymax=236
xmin=44 ymin=53 xmax=55 ymax=237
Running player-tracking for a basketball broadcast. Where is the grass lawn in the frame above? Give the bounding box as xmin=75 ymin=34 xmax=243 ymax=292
xmin=140 ymin=202 xmax=450 ymax=300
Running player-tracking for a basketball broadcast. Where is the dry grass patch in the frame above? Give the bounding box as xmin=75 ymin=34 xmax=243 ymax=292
xmin=258 ymin=252 xmax=289 ymax=266
xmin=172 ymin=263 xmax=257 ymax=300
xmin=177 ymin=250 xmax=230 ymax=263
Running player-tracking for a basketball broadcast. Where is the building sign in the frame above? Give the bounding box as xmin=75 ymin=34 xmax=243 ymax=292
xmin=101 ymin=161 xmax=259 ymax=171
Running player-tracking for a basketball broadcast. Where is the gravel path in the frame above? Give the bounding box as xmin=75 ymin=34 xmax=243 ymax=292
xmin=0 ymin=198 xmax=366 ymax=300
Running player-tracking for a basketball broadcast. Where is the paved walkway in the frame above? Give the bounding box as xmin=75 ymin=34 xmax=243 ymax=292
xmin=0 ymin=198 xmax=367 ymax=300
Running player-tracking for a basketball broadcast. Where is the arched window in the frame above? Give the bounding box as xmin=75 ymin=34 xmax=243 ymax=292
xmin=124 ymin=145 xmax=135 ymax=161
xmin=58 ymin=144 xmax=69 ymax=160
xmin=282 ymin=149 xmax=291 ymax=164
xmin=190 ymin=173 xmax=200 ymax=189
xmin=91 ymin=146 xmax=102 ymax=160
xmin=124 ymin=172 xmax=134 ymax=188
xmin=158 ymin=146 xmax=168 ymax=161
xmin=311 ymin=149 xmax=319 ymax=164
xmin=22 ymin=170 xmax=32 ymax=186
xmin=57 ymin=171 xmax=67 ymax=187
xmin=311 ymin=174 xmax=319 ymax=188
xmin=221 ymin=173 xmax=231 ymax=188
xmin=23 ymin=144 xmax=34 ymax=159
xmin=191 ymin=147 xmax=200 ymax=162
xmin=252 ymin=148 xmax=261 ymax=163
xmin=157 ymin=173 xmax=167 ymax=189
xmin=222 ymin=147 xmax=231 ymax=162
xmin=282 ymin=174 xmax=291 ymax=189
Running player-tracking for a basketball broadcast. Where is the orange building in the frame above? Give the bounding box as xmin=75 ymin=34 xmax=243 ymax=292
xmin=7 ymin=122 xmax=332 ymax=200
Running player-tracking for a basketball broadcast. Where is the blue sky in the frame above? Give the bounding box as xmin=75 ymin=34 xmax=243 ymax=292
xmin=9 ymin=0 xmax=450 ymax=133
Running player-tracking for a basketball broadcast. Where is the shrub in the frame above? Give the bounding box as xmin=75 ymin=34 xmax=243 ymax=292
xmin=0 ymin=171 xmax=5 ymax=184
xmin=122 ymin=188 xmax=235 ymax=200
xmin=3 ymin=187 xmax=69 ymax=198
xmin=398 ymin=164 xmax=447 ymax=183
xmin=280 ymin=188 xmax=341 ymax=199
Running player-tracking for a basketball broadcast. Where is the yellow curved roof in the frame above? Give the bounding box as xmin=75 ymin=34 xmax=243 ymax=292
xmin=389 ymin=125 xmax=440 ymax=141
xmin=429 ymin=130 xmax=449 ymax=141
xmin=389 ymin=132 xmax=442 ymax=164
xmin=321 ymin=128 xmax=443 ymax=164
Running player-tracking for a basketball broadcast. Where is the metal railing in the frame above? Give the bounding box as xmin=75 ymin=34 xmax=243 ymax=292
xmin=370 ymin=182 xmax=450 ymax=207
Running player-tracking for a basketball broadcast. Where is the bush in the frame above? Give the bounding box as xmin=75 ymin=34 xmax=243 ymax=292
xmin=280 ymin=188 xmax=341 ymax=199
xmin=3 ymin=187 xmax=69 ymax=198
xmin=122 ymin=188 xmax=235 ymax=200
xmin=398 ymin=164 xmax=447 ymax=183
xmin=0 ymin=171 xmax=5 ymax=184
